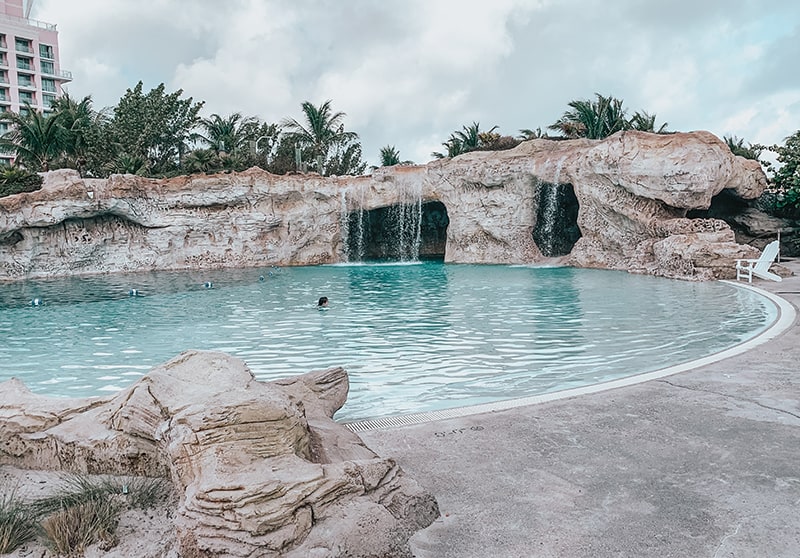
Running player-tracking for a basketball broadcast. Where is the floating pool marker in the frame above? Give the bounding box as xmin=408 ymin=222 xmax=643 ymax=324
xmin=259 ymin=275 xmax=265 ymax=282
xmin=30 ymin=298 xmax=42 ymax=306
xmin=128 ymin=289 xmax=139 ymax=297
xmin=204 ymin=281 xmax=213 ymax=289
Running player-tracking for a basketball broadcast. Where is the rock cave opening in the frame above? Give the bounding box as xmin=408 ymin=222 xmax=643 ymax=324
xmin=532 ymin=182 xmax=581 ymax=257
xmin=345 ymin=200 xmax=449 ymax=261
xmin=686 ymin=188 xmax=750 ymax=221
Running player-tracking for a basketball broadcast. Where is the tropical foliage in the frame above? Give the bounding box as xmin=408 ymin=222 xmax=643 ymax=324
xmin=518 ymin=128 xmax=549 ymax=140
xmin=0 ymin=105 xmax=65 ymax=171
xmin=548 ymin=93 xmax=668 ymax=139
xmin=432 ymin=121 xmax=523 ymax=159
xmin=0 ymin=85 xmax=683 ymax=180
xmin=724 ymin=135 xmax=763 ymax=161
xmin=0 ymin=166 xmax=43 ymax=197
xmin=760 ymin=130 xmax=800 ymax=216
xmin=193 ymin=112 xmax=256 ymax=156
xmin=280 ymin=100 xmax=365 ymax=175
xmin=108 ymin=81 xmax=204 ymax=176
xmin=377 ymin=145 xmax=413 ymax=167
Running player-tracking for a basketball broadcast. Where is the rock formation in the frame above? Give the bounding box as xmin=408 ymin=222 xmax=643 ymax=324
xmin=0 ymin=131 xmax=770 ymax=281
xmin=0 ymin=351 xmax=439 ymax=557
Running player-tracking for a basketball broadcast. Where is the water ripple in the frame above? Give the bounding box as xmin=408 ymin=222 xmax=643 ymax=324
xmin=0 ymin=264 xmax=776 ymax=421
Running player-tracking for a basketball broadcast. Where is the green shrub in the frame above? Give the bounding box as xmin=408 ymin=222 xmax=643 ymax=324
xmin=0 ymin=166 xmax=43 ymax=198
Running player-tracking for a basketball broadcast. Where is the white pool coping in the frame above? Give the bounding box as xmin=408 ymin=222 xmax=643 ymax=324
xmin=344 ymin=281 xmax=796 ymax=433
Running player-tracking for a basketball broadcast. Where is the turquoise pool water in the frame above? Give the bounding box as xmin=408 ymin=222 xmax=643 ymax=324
xmin=0 ymin=263 xmax=777 ymax=421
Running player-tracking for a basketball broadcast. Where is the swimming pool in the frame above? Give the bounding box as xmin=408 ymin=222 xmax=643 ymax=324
xmin=0 ymin=263 xmax=778 ymax=421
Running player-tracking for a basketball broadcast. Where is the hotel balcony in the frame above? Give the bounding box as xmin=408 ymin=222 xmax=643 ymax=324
xmin=40 ymin=65 xmax=72 ymax=82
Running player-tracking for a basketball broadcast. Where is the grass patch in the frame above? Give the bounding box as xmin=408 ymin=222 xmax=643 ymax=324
xmin=119 ymin=476 xmax=171 ymax=509
xmin=31 ymin=474 xmax=171 ymax=517
xmin=0 ymin=489 xmax=38 ymax=554
xmin=1 ymin=474 xmax=171 ymax=555
xmin=40 ymin=498 xmax=120 ymax=556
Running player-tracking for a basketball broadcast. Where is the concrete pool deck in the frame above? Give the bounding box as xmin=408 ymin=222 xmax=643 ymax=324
xmin=359 ymin=262 xmax=800 ymax=558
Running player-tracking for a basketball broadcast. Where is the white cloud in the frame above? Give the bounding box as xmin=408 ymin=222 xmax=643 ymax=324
xmin=30 ymin=0 xmax=800 ymax=167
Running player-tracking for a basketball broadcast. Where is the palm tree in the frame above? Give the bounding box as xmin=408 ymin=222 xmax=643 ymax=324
xmin=281 ymin=100 xmax=358 ymax=172
xmin=183 ymin=148 xmax=222 ymax=174
xmin=194 ymin=112 xmax=257 ymax=155
xmin=432 ymin=135 xmax=464 ymax=159
xmin=432 ymin=122 xmax=499 ymax=158
xmin=377 ymin=145 xmax=415 ymax=167
xmin=380 ymin=145 xmax=402 ymax=166
xmin=548 ymin=93 xmax=629 ymax=139
xmin=50 ymin=93 xmax=105 ymax=174
xmin=629 ymin=111 xmax=668 ymax=134
xmin=0 ymin=105 xmax=65 ymax=171
xmin=456 ymin=121 xmax=498 ymax=151
xmin=105 ymin=153 xmax=148 ymax=175
xmin=518 ymin=128 xmax=549 ymax=140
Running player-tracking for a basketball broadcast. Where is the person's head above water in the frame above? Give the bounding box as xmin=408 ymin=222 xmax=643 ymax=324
xmin=318 ymin=296 xmax=329 ymax=307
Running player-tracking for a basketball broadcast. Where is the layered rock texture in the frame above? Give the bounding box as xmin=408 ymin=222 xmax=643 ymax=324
xmin=0 ymin=351 xmax=439 ymax=557
xmin=0 ymin=130 xmax=769 ymax=281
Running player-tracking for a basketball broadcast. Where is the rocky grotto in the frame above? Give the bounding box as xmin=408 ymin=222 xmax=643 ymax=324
xmin=0 ymin=130 xmax=772 ymax=282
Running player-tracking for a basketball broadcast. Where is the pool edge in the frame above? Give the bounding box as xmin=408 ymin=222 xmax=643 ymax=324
xmin=344 ymin=280 xmax=796 ymax=433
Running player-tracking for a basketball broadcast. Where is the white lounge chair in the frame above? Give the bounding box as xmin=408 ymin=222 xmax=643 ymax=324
xmin=736 ymin=240 xmax=782 ymax=283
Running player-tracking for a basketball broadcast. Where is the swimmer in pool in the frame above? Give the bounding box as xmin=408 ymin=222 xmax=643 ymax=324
xmin=318 ymin=296 xmax=329 ymax=309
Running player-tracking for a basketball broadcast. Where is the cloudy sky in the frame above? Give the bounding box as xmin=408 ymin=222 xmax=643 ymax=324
xmin=32 ymin=0 xmax=800 ymax=167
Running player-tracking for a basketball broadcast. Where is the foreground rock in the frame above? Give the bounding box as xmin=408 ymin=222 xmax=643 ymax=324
xmin=0 ymin=351 xmax=439 ymax=557
xmin=0 ymin=131 xmax=769 ymax=281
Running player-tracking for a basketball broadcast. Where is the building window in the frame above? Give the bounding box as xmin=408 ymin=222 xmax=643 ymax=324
xmin=39 ymin=44 xmax=54 ymax=59
xmin=19 ymin=91 xmax=34 ymax=105
xmin=40 ymin=60 xmax=54 ymax=75
xmin=19 ymin=107 xmax=30 ymax=116
xmin=0 ymin=88 xmax=7 ymax=102
xmin=0 ymin=53 xmax=6 ymax=67
xmin=43 ymin=94 xmax=56 ymax=109
xmin=42 ymin=78 xmax=56 ymax=93
xmin=16 ymin=56 xmax=32 ymax=71
xmin=0 ymin=70 xmax=6 ymax=84
xmin=18 ymin=74 xmax=34 ymax=87
xmin=0 ymin=34 xmax=6 ymax=49
xmin=14 ymin=37 xmax=32 ymax=54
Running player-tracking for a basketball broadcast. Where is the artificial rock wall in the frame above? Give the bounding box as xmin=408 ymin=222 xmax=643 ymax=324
xmin=0 ymin=131 xmax=768 ymax=281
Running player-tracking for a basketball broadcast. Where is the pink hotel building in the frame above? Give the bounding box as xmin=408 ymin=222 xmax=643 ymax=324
xmin=0 ymin=0 xmax=71 ymax=144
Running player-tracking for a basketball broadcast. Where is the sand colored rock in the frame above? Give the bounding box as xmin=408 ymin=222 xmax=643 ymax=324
xmin=0 ymin=351 xmax=439 ymax=557
xmin=0 ymin=131 xmax=769 ymax=281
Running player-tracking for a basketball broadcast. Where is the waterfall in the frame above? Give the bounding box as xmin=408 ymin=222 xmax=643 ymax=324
xmin=385 ymin=195 xmax=422 ymax=261
xmin=341 ymin=187 xmax=367 ymax=262
xmin=342 ymin=182 xmax=424 ymax=262
xmin=538 ymin=182 xmax=562 ymax=257
xmin=535 ymin=157 xmax=577 ymax=258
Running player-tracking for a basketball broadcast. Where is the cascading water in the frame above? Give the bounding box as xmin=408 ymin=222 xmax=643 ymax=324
xmin=538 ymin=182 xmax=562 ymax=257
xmin=342 ymin=182 xmax=424 ymax=262
xmin=385 ymin=195 xmax=422 ymax=261
xmin=341 ymin=188 xmax=367 ymax=262
xmin=533 ymin=157 xmax=581 ymax=258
